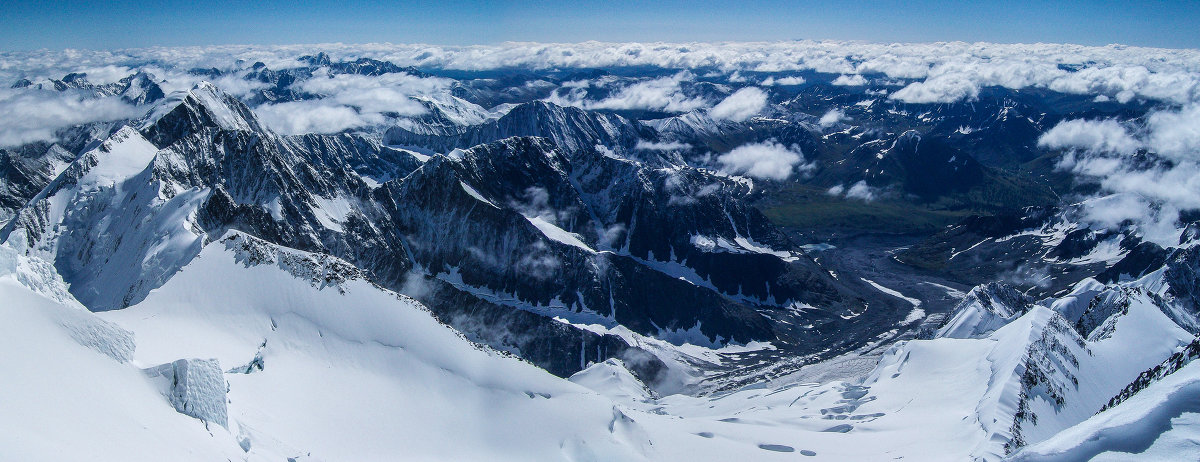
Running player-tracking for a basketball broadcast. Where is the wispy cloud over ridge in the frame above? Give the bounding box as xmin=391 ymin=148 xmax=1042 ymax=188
xmin=1039 ymin=104 xmax=1200 ymax=245
xmin=0 ymin=88 xmax=141 ymax=146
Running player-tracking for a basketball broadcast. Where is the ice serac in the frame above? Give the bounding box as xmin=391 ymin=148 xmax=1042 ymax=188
xmin=0 ymin=246 xmax=244 ymax=461
xmin=144 ymin=358 xmax=229 ymax=429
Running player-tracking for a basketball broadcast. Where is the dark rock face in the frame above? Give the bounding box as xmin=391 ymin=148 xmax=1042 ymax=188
xmin=375 ymin=136 xmax=860 ymax=344
xmin=2 ymin=83 xmax=873 ymax=379
xmin=972 ymin=282 xmax=1034 ymax=317
xmin=886 ymin=131 xmax=986 ymax=199
xmin=142 ymin=83 xmax=267 ymax=146
xmin=1096 ymin=241 xmax=1168 ymax=283
xmin=893 ymin=205 xmax=1164 ymax=298
xmin=1163 ymin=246 xmax=1200 ymax=320
xmin=0 ymin=142 xmax=75 ymax=223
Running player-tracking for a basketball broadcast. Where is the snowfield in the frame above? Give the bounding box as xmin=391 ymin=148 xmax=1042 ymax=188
xmin=5 ymin=230 xmax=1197 ymax=460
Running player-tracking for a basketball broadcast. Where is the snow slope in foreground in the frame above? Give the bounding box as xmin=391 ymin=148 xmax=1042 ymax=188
xmin=0 ymin=245 xmax=245 ymax=461
xmin=1013 ymin=360 xmax=1200 ymax=461
xmin=5 ymin=229 xmax=1198 ymax=461
xmin=97 ymin=232 xmax=827 ymax=461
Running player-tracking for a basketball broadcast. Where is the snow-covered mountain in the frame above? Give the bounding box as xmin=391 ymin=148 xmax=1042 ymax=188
xmin=2 ymin=43 xmax=1199 ymax=460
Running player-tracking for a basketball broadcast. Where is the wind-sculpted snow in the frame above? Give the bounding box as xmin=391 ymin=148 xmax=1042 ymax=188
xmin=92 ymin=232 xmax=837 ymax=460
xmin=0 ymin=278 xmax=247 ymax=460
xmin=1012 ymin=360 xmax=1200 ymax=461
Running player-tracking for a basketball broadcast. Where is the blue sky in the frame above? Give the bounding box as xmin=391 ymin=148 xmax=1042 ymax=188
xmin=3 ymin=0 xmax=1198 ymax=50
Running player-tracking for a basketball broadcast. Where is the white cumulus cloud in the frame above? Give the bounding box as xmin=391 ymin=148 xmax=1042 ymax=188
xmin=716 ymin=141 xmax=811 ymax=180
xmin=890 ymin=75 xmax=980 ymax=104
xmin=845 ymin=180 xmax=876 ymax=201
xmin=6 ymin=41 xmax=1200 ymax=107
xmin=710 ymin=87 xmax=767 ymax=122
xmin=0 ymin=88 xmax=141 ymax=147
xmin=1042 ymin=105 xmax=1200 ymax=245
xmin=832 ymin=74 xmax=869 ymax=86
xmin=550 ymin=72 xmax=707 ymax=113
xmin=818 ymin=108 xmax=846 ymax=128
xmin=635 ymin=140 xmax=692 ymax=151
xmin=762 ymin=76 xmax=806 ymax=86
xmin=1037 ymin=119 xmax=1140 ymax=154
xmin=254 ymin=101 xmax=385 ymax=135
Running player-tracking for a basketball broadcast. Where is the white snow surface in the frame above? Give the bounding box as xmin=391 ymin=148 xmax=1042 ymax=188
xmin=570 ymin=358 xmax=656 ymax=404
xmin=862 ymin=277 xmax=922 ymax=307
xmin=0 ymin=247 xmax=245 ymax=461
xmin=460 ymin=180 xmax=499 ymax=208
xmin=6 ymin=125 xmax=211 ymax=311
xmin=1013 ymin=360 xmax=1200 ymax=461
xmin=3 ymin=223 xmax=1199 ymax=460
xmin=95 ymin=233 xmax=835 ymax=460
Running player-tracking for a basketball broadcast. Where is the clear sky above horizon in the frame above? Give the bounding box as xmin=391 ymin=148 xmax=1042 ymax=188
xmin=3 ymin=0 xmax=1198 ymax=51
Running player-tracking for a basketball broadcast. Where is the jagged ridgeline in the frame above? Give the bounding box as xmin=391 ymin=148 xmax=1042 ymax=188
xmin=1 ymin=79 xmax=890 ymax=382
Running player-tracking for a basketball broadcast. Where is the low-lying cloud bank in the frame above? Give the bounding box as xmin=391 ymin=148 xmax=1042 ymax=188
xmin=1038 ymin=104 xmax=1200 ymax=245
xmin=547 ymin=71 xmax=707 ymax=113
xmin=0 ymin=88 xmax=141 ymax=147
xmin=255 ymin=70 xmax=448 ymax=134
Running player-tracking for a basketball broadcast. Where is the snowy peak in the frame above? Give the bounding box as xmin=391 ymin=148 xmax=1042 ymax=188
xmin=937 ymin=282 xmax=1033 ymax=339
xmin=569 ymin=358 xmax=656 ymax=403
xmin=141 ymin=82 xmax=267 ymax=147
xmin=117 ymin=71 xmax=166 ymax=105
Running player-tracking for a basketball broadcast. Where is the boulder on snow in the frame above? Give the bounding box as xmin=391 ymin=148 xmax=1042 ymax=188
xmin=144 ymin=358 xmax=228 ymax=428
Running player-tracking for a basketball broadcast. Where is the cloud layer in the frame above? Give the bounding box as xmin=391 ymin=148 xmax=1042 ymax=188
xmin=0 ymin=88 xmax=140 ymax=147
xmin=5 ymin=41 xmax=1197 ymax=107
xmin=255 ymin=70 xmax=448 ymax=134
xmin=1039 ymin=104 xmax=1200 ymax=245
xmin=548 ymin=72 xmax=707 ymax=113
